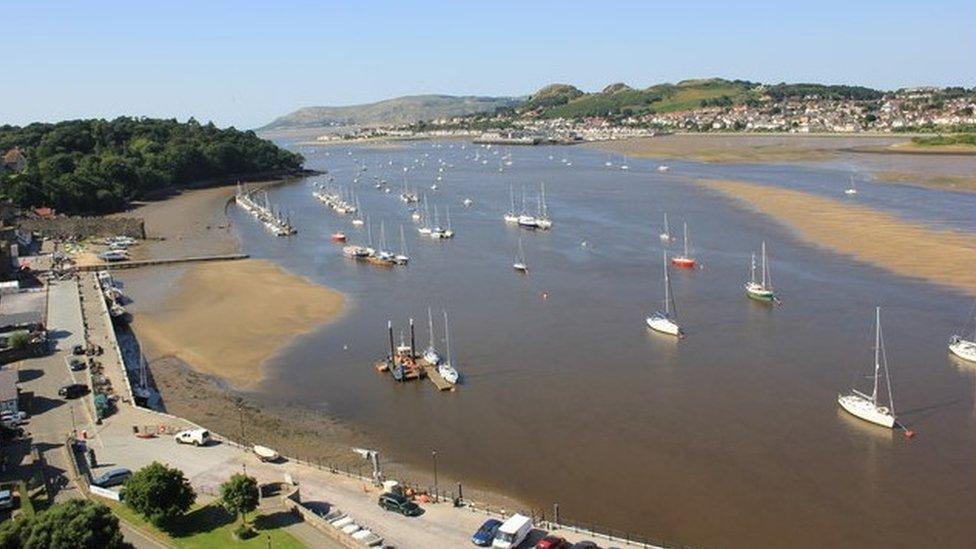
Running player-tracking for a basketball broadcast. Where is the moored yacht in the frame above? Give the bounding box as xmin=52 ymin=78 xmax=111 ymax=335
xmin=838 ymin=307 xmax=897 ymax=429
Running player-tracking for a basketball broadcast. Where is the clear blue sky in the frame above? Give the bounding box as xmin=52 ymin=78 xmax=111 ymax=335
xmin=2 ymin=0 xmax=973 ymax=129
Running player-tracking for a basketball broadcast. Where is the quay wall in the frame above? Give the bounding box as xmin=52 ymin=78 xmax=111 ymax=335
xmin=19 ymin=217 xmax=145 ymax=240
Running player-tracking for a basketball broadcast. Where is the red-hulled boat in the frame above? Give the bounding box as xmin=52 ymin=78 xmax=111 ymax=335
xmin=670 ymin=221 xmax=696 ymax=269
xmin=330 ymin=232 xmax=347 ymax=243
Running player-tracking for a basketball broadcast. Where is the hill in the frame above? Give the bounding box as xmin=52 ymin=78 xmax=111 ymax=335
xmin=0 ymin=118 xmax=304 ymax=214
xmin=259 ymin=95 xmax=521 ymax=131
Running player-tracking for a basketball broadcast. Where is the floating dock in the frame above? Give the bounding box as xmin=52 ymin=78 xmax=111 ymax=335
xmin=376 ymin=319 xmax=456 ymax=392
xmin=77 ymin=253 xmax=249 ymax=271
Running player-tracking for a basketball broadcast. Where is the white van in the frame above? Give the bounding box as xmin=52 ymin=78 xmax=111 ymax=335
xmin=492 ymin=513 xmax=532 ymax=549
xmin=174 ymin=428 xmax=211 ymax=446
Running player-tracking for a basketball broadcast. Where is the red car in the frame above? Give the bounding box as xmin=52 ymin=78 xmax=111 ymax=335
xmin=535 ymin=536 xmax=571 ymax=549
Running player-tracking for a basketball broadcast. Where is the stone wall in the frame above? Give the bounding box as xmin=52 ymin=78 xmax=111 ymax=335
xmin=18 ymin=217 xmax=145 ymax=239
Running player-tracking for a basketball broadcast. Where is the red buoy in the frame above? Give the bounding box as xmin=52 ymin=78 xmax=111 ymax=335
xmin=904 ymin=429 xmax=916 ymax=439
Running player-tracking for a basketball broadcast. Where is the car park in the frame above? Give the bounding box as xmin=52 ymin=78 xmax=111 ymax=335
xmin=471 ymin=518 xmax=502 ymax=546
xmin=377 ymin=492 xmax=422 ymax=517
xmin=91 ymin=468 xmax=131 ymax=488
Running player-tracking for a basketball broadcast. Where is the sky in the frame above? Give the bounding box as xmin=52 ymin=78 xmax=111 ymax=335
xmin=2 ymin=0 xmax=973 ymax=129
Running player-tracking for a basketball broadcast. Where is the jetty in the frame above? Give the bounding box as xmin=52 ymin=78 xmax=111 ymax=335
xmin=76 ymin=253 xmax=249 ymax=271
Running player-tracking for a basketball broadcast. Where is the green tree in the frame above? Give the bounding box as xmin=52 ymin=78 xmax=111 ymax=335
xmin=7 ymin=331 xmax=30 ymax=350
xmin=0 ymin=499 xmax=129 ymax=548
xmin=219 ymin=473 xmax=259 ymax=525
xmin=123 ymin=462 xmax=196 ymax=528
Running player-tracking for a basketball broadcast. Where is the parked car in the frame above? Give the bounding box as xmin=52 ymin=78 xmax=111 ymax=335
xmin=91 ymin=468 xmax=131 ymax=488
xmin=58 ymin=383 xmax=88 ymax=398
xmin=471 ymin=518 xmax=502 ymax=546
xmin=492 ymin=514 xmax=532 ymax=549
xmin=67 ymin=357 xmax=86 ymax=371
xmin=0 ymin=411 xmax=27 ymax=425
xmin=377 ymin=492 xmax=422 ymax=517
xmin=174 ymin=428 xmax=211 ymax=446
xmin=569 ymin=543 xmax=601 ymax=549
xmin=0 ymin=490 xmax=13 ymax=510
xmin=72 ymin=344 xmax=85 ymax=355
xmin=536 ymin=536 xmax=571 ymax=549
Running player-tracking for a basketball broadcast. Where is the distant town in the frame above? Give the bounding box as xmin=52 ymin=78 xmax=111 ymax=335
xmin=313 ymin=83 xmax=976 ymax=144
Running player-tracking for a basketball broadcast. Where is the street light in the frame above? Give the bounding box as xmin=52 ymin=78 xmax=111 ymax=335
xmin=431 ymin=449 xmax=438 ymax=502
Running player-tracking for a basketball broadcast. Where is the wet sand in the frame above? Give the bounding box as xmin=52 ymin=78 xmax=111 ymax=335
xmin=132 ymin=259 xmax=344 ymax=388
xmin=699 ymin=179 xmax=976 ymax=296
xmin=873 ymin=171 xmax=976 ymax=193
xmin=591 ymin=134 xmax=907 ymax=163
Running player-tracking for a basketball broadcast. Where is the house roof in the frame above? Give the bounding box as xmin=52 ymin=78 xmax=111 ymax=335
xmin=2 ymin=148 xmax=25 ymax=166
xmin=0 ymin=367 xmax=17 ymax=403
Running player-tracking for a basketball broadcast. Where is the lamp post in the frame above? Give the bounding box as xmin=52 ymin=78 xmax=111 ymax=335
xmin=431 ymin=449 xmax=438 ymax=502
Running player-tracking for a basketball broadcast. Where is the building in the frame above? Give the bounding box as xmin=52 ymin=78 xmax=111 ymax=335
xmin=1 ymin=148 xmax=27 ymax=174
xmin=0 ymin=367 xmax=18 ymax=414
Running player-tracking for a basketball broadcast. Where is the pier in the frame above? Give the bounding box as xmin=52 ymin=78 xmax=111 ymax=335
xmin=376 ymin=319 xmax=457 ymax=392
xmin=76 ymin=253 xmax=249 ymax=271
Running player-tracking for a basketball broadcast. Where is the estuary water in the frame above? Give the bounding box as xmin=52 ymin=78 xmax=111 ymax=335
xmin=231 ymin=140 xmax=976 ymax=548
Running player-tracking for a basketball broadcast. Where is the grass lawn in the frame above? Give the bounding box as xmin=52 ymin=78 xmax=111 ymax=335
xmin=105 ymin=501 xmax=306 ymax=548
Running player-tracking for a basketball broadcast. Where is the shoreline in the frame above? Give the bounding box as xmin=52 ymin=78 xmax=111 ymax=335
xmin=114 ymin=179 xmax=537 ymax=522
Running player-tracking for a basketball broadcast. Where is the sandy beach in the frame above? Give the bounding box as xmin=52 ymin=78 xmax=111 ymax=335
xmin=699 ymin=179 xmax=976 ymax=296
xmin=132 ymin=259 xmax=344 ymax=388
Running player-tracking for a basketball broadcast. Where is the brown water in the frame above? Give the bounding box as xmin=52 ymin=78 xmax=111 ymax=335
xmin=219 ymin=142 xmax=976 ymax=547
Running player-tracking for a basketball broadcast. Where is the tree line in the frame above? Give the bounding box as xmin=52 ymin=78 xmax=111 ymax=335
xmin=0 ymin=117 xmax=304 ymax=215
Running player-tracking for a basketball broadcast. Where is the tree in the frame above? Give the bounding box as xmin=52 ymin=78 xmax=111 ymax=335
xmin=219 ymin=473 xmax=259 ymax=525
xmin=123 ymin=462 xmax=196 ymax=528
xmin=7 ymin=331 xmax=30 ymax=350
xmin=0 ymin=499 xmax=129 ymax=548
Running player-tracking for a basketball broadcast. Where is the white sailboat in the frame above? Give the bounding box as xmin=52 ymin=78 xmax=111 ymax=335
xmin=659 ymin=213 xmax=672 ymax=242
xmin=418 ymin=196 xmax=432 ymax=235
xmin=744 ymin=241 xmax=776 ymax=302
xmin=513 ymin=235 xmax=528 ymax=272
xmin=535 ymin=183 xmax=552 ymax=229
xmin=838 ymin=307 xmax=897 ymax=429
xmin=442 ymin=206 xmax=455 ymax=238
xmin=438 ymin=310 xmax=460 ymax=384
xmin=423 ymin=307 xmax=442 ymax=365
xmin=949 ymin=305 xmax=976 ymax=362
xmin=646 ymin=251 xmax=683 ymax=337
xmin=845 ymin=175 xmax=859 ymax=196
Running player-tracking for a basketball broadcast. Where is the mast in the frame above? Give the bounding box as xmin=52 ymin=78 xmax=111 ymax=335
xmin=516 ymin=235 xmax=525 ymax=263
xmin=662 ymin=251 xmax=674 ymax=317
xmin=399 ymin=225 xmax=407 ymax=255
xmin=761 ymin=241 xmax=769 ymax=288
xmin=409 ymin=318 xmax=416 ymax=357
xmin=446 ymin=206 xmax=452 ymax=231
xmin=443 ymin=310 xmax=452 ymax=366
xmin=750 ymin=253 xmax=757 ymax=285
xmin=366 ymin=216 xmax=373 ymax=247
xmin=683 ymin=222 xmax=689 ymax=256
xmin=872 ymin=307 xmax=880 ymax=405
xmin=379 ymin=221 xmax=387 ymax=251
xmin=387 ymin=320 xmax=395 ymax=360
xmin=509 ymin=183 xmax=515 ymax=213
xmin=664 ymin=213 xmax=669 ymax=235
xmin=427 ymin=307 xmax=436 ymax=348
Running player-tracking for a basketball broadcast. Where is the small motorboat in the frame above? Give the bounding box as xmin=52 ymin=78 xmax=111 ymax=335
xmin=330 ymin=232 xmax=347 ymax=243
xmin=253 ymin=445 xmax=280 ymax=462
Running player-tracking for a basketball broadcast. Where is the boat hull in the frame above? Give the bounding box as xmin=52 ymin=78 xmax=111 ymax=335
xmin=671 ymin=257 xmax=696 ymax=269
xmin=745 ymin=284 xmax=776 ymax=302
xmin=949 ymin=337 xmax=976 ymax=363
xmin=646 ymin=315 xmax=682 ymax=337
xmin=838 ymin=394 xmax=895 ymax=428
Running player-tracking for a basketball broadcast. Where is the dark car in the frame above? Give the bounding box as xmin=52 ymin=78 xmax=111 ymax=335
xmin=91 ymin=468 xmax=131 ymax=488
xmin=67 ymin=357 xmax=86 ymax=371
xmin=377 ymin=492 xmax=422 ymax=517
xmin=72 ymin=344 xmax=85 ymax=356
xmin=58 ymin=383 xmax=88 ymax=398
xmin=536 ymin=536 xmax=571 ymax=549
xmin=570 ymin=543 xmax=601 ymax=549
xmin=471 ymin=518 xmax=502 ymax=546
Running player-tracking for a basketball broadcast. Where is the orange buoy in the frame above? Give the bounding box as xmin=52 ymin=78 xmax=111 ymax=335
xmin=904 ymin=429 xmax=916 ymax=439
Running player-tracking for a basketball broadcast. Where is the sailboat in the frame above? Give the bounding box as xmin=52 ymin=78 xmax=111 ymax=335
xmin=394 ymin=225 xmax=409 ymax=265
xmin=422 ymin=307 xmax=442 ymax=365
xmin=670 ymin=222 xmax=696 ymax=269
xmin=949 ymin=305 xmax=976 ymax=362
xmin=659 ymin=213 xmax=672 ymax=242
xmin=438 ymin=310 xmax=460 ymax=385
xmin=744 ymin=241 xmax=776 ymax=302
xmin=442 ymin=206 xmax=455 ymax=238
xmin=845 ymin=175 xmax=859 ymax=196
xmin=517 ymin=187 xmax=539 ymax=228
xmin=646 ymin=252 xmax=683 ymax=337
xmin=838 ymin=307 xmax=897 ymax=429
xmin=513 ymin=235 xmax=528 ymax=272
xmin=418 ymin=196 xmax=432 ymax=235
xmin=429 ymin=205 xmax=446 ymax=238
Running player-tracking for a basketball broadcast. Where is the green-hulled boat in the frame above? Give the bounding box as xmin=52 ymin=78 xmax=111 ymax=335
xmin=745 ymin=241 xmax=777 ymax=303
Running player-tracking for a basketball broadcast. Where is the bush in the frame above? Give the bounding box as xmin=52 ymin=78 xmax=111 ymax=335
xmin=7 ymin=331 xmax=30 ymax=350
xmin=233 ymin=524 xmax=257 ymax=540
xmin=123 ymin=462 xmax=195 ymax=528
